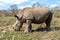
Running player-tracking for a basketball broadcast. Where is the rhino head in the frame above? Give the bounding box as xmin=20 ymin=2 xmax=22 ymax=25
xmin=13 ymin=14 xmax=23 ymax=31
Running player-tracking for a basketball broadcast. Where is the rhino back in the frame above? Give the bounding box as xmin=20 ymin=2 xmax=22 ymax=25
xmin=22 ymin=7 xmax=49 ymax=19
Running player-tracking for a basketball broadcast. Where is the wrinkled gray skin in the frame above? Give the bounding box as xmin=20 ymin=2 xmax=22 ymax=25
xmin=13 ymin=7 xmax=53 ymax=33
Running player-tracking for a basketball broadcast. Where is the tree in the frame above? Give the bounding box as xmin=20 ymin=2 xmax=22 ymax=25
xmin=32 ymin=2 xmax=40 ymax=8
xmin=10 ymin=4 xmax=18 ymax=15
xmin=32 ymin=2 xmax=46 ymax=8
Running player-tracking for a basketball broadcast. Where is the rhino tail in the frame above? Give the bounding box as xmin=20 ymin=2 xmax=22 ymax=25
xmin=46 ymin=11 xmax=53 ymax=23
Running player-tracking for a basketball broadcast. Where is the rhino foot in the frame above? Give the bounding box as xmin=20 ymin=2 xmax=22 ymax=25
xmin=46 ymin=27 xmax=51 ymax=31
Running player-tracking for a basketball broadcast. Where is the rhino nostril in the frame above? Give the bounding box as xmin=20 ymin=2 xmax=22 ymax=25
xmin=13 ymin=27 xmax=20 ymax=31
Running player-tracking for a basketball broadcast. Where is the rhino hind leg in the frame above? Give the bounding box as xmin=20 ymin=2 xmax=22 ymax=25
xmin=45 ymin=12 xmax=52 ymax=31
xmin=24 ymin=20 xmax=32 ymax=33
xmin=45 ymin=21 xmax=51 ymax=31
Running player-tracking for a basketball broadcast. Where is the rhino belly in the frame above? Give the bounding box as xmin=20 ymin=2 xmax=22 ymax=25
xmin=32 ymin=14 xmax=49 ymax=24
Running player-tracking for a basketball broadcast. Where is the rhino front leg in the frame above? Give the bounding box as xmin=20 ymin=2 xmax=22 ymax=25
xmin=24 ymin=20 xmax=32 ymax=33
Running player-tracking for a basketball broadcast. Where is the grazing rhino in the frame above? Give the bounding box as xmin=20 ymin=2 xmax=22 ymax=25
xmin=13 ymin=7 xmax=53 ymax=33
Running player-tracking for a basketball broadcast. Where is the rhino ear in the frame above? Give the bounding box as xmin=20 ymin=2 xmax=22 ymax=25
xmin=15 ymin=15 xmax=18 ymax=18
xmin=14 ymin=14 xmax=23 ymax=20
xmin=14 ymin=15 xmax=19 ymax=20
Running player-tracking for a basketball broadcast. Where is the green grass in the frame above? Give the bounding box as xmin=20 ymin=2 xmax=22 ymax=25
xmin=0 ymin=16 xmax=60 ymax=40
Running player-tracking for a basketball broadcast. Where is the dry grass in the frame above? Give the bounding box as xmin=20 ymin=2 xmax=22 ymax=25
xmin=0 ymin=16 xmax=60 ymax=40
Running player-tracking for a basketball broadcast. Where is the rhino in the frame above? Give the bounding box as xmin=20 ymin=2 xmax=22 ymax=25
xmin=13 ymin=7 xmax=53 ymax=33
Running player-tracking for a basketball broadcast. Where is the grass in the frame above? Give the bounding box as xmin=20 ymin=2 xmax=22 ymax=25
xmin=0 ymin=16 xmax=60 ymax=40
